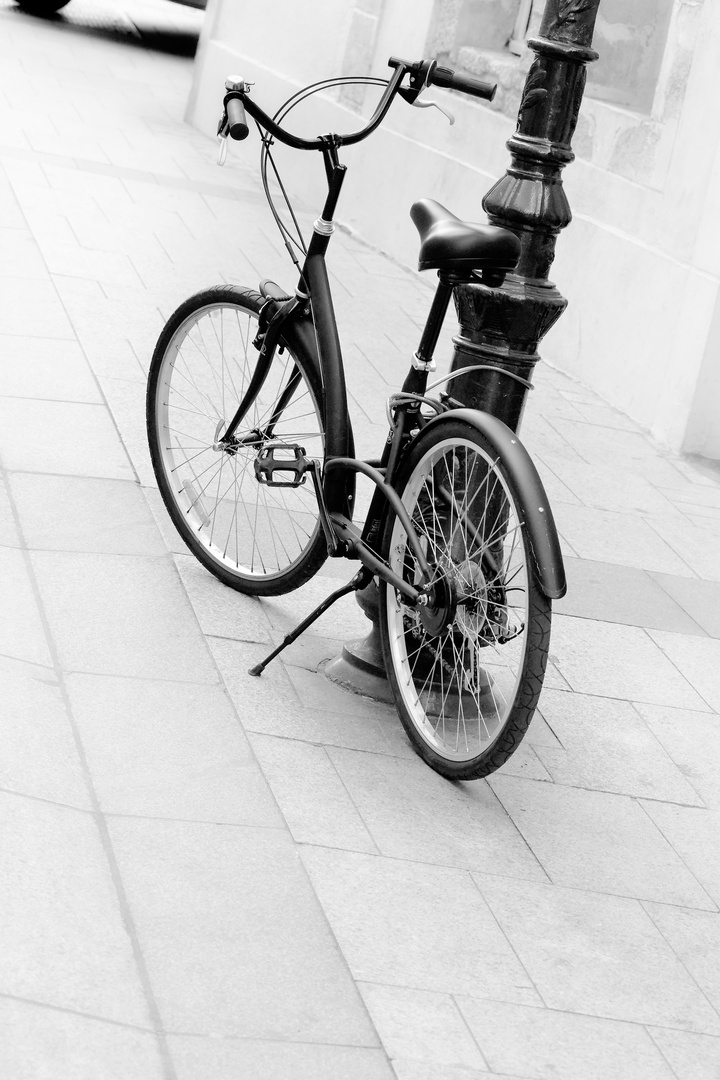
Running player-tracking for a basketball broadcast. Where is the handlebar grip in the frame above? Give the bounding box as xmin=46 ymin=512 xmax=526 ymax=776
xmin=429 ymin=65 xmax=496 ymax=101
xmin=227 ymin=95 xmax=249 ymax=140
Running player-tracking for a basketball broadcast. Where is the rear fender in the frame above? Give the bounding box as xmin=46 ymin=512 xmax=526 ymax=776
xmin=424 ymin=408 xmax=567 ymax=599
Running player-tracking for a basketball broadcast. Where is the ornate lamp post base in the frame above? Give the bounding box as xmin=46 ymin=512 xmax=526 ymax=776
xmin=323 ymin=580 xmax=394 ymax=703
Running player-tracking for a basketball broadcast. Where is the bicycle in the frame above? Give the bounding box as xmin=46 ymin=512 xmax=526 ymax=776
xmin=146 ymin=56 xmax=567 ymax=781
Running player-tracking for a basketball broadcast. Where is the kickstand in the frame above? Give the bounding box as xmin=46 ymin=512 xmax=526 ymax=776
xmin=248 ymin=566 xmax=373 ymax=677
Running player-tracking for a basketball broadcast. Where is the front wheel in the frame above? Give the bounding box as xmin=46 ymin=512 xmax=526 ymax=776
xmin=378 ymin=417 xmax=551 ymax=781
xmin=147 ymin=285 xmax=328 ymax=596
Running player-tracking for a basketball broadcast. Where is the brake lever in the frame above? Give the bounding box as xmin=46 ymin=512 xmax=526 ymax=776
xmin=398 ymin=83 xmax=455 ymax=125
xmin=411 ymin=97 xmax=455 ymax=125
xmin=217 ymin=113 xmax=229 ymax=165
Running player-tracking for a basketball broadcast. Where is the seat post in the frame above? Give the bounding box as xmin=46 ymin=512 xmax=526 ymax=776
xmin=413 ymin=273 xmax=457 ymax=370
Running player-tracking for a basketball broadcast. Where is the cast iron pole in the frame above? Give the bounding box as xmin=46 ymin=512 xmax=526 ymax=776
xmin=450 ymin=0 xmax=601 ymax=430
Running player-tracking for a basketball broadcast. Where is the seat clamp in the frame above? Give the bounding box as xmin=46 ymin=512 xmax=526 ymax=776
xmin=412 ymin=352 xmax=436 ymax=372
xmin=313 ymin=217 xmax=335 ymax=236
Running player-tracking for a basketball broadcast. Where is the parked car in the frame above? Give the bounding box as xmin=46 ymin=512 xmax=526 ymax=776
xmin=14 ymin=0 xmax=206 ymax=13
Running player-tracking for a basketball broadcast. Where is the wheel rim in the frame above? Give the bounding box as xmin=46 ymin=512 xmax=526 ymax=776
xmin=155 ymin=302 xmax=324 ymax=581
xmin=385 ymin=435 xmax=530 ymax=763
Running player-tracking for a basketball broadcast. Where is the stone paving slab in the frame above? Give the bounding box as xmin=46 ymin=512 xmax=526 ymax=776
xmin=637 ymin=703 xmax=720 ymax=810
xmin=488 ymin=774 xmax=714 ymax=908
xmin=539 ymin=452 xmax=678 ymax=515
xmin=0 ymin=334 xmax=102 ymax=402
xmin=644 ymin=904 xmax=720 ymax=1019
xmin=172 ymin=552 xmax=274 ymax=643
xmin=532 ymin=688 xmax=703 ymax=802
xmin=645 ymin=510 xmax=720 ymax=580
xmin=0 ymin=398 xmax=134 ymax=479
xmin=0 ymin=998 xmax=164 ymax=1080
xmin=556 ymin=556 xmax=707 ymax=634
xmin=551 ymin=502 xmax=694 ymax=574
xmin=3 ymin=1 xmax=720 ymax=1077
xmin=474 ymin=875 xmax=720 ymax=1033
xmin=549 ymin=614 xmax=711 ymax=708
xmin=0 ymin=224 xmax=50 ymax=280
xmin=167 ymin=1037 xmax=396 ymax=1080
xmin=324 ymin=748 xmax=548 ymax=880
xmin=108 ymin=817 xmax=380 ymax=1044
xmin=646 ymin=1028 xmax=720 ymax=1080
xmin=0 ymin=475 xmax=20 ymax=547
xmin=250 ymin=735 xmax=380 ymax=855
xmin=358 ymin=983 xmax=488 ymax=1074
xmin=0 ymin=276 xmax=74 ymax=337
xmin=392 ymin=1065 xmax=530 ymax=1080
xmin=301 ymin=846 xmax=543 ymax=1006
xmin=30 ymin=549 xmax=219 ymax=682
xmin=641 ymin=802 xmax=720 ymax=908
xmin=649 ymin=630 xmax=720 ymax=711
xmin=455 ymin=998 xmax=678 ymax=1080
xmin=0 ymin=654 xmax=90 ymax=809
xmin=0 ymin=545 xmax=52 ymax=667
xmin=0 ymin=792 xmax=151 ymax=1026
xmin=651 ymin=572 xmax=720 ymax=636
xmin=66 ymin=673 xmax=283 ymax=826
xmin=8 ymin=472 xmax=167 ymax=555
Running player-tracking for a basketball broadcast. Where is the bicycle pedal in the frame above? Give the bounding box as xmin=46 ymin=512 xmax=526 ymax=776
xmin=253 ymin=443 xmax=311 ymax=487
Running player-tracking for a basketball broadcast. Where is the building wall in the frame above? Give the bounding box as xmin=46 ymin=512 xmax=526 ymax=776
xmin=188 ymin=0 xmax=720 ymax=458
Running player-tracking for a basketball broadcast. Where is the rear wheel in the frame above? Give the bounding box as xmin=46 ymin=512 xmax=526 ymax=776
xmin=378 ymin=417 xmax=551 ymax=780
xmin=147 ymin=286 xmax=327 ymax=596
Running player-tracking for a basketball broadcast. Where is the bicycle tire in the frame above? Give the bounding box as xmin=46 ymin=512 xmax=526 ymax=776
xmin=147 ymin=285 xmax=328 ymax=596
xmin=378 ymin=415 xmax=551 ymax=780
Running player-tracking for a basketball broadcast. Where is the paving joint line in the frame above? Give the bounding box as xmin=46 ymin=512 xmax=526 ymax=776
xmin=0 ymin=990 xmax=157 ymax=1035
xmin=0 ymin=468 xmax=179 ymax=1080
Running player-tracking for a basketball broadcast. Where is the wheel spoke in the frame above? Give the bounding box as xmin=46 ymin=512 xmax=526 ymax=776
xmin=149 ymin=294 xmax=326 ymax=593
xmin=381 ymin=423 xmax=548 ymax=779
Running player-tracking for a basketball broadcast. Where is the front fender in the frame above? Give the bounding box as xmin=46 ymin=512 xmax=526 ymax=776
xmin=281 ymin=309 xmax=322 ymax=382
xmin=425 ymin=408 xmax=567 ymax=599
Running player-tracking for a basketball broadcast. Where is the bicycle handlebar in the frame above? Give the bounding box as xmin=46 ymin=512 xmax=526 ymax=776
xmin=220 ymin=58 xmax=497 ymax=151
xmin=428 ymin=65 xmax=496 ymax=101
xmin=226 ymin=94 xmax=250 ymax=141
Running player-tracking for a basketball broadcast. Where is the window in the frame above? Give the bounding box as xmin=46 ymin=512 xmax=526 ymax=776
xmin=425 ymin=0 xmax=545 ymax=117
xmin=508 ymin=0 xmax=533 ymax=56
xmin=585 ymin=0 xmax=674 ymax=114
xmin=426 ymin=0 xmax=544 ymax=64
xmin=428 ymin=0 xmax=675 ymax=118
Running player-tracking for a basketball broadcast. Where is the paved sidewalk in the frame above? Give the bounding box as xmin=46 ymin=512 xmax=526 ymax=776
xmin=2 ymin=3 xmax=720 ymax=1078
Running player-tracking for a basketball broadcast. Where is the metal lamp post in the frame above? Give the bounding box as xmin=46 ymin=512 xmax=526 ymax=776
xmin=325 ymin=0 xmax=602 ymax=698
xmin=449 ymin=0 xmax=601 ymax=432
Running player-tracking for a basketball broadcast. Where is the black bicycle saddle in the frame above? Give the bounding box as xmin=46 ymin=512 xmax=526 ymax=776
xmin=410 ymin=198 xmax=520 ymax=273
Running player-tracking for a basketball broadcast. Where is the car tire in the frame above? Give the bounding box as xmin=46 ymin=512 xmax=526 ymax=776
xmin=14 ymin=0 xmax=71 ymax=14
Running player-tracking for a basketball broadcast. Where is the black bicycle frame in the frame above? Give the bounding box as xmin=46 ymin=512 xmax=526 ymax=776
xmin=286 ymin=144 xmax=356 ymax=521
xmin=214 ymin=67 xmax=565 ymax=606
